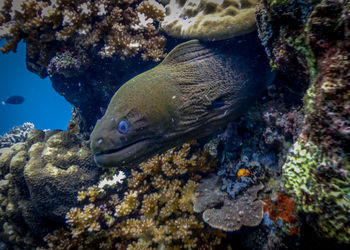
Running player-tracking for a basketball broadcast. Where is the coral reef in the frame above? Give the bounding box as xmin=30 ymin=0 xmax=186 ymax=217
xmin=66 ymin=204 xmax=101 ymax=237
xmin=0 ymin=0 xmax=166 ymax=71
xmin=194 ymin=174 xmax=264 ymax=232
xmin=42 ymin=142 xmax=226 ymax=249
xmin=205 ymin=69 xmax=307 ymax=248
xmin=255 ymin=0 xmax=315 ymax=85
xmin=216 ymin=95 xmax=303 ymax=200
xmin=0 ymin=0 xmax=348 ymax=248
xmin=161 ymin=0 xmax=258 ymax=40
xmin=257 ymin=0 xmax=350 ymax=244
xmin=0 ymin=122 xmax=34 ymax=148
xmin=0 ymin=129 xmax=100 ymax=248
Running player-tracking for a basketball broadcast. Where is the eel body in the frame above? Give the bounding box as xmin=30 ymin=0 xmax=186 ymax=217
xmin=90 ymin=36 xmax=274 ymax=168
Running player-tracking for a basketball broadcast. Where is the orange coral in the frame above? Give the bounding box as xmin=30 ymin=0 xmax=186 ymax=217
xmin=237 ymin=168 xmax=250 ymax=179
xmin=264 ymin=192 xmax=300 ymax=235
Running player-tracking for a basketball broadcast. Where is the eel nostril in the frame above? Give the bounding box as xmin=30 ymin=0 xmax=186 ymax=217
xmin=97 ymin=138 xmax=103 ymax=145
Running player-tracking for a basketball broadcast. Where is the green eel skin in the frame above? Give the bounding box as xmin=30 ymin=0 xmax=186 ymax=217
xmin=90 ymin=36 xmax=274 ymax=168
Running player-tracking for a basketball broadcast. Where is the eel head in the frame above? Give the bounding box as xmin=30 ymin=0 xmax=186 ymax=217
xmin=90 ymin=70 xmax=178 ymax=168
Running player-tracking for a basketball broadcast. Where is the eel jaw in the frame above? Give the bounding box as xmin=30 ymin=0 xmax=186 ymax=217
xmin=93 ymin=138 xmax=154 ymax=168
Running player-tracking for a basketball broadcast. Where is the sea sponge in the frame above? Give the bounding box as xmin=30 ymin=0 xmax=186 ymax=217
xmin=161 ymin=0 xmax=258 ymax=41
xmin=263 ymin=192 xmax=300 ymax=236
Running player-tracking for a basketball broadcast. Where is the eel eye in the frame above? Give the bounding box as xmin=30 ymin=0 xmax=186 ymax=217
xmin=117 ymin=120 xmax=129 ymax=134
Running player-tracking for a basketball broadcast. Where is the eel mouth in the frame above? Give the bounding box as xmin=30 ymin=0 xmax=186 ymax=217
xmin=94 ymin=138 xmax=153 ymax=167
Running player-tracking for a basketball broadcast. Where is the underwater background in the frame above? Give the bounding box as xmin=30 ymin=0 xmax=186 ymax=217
xmin=0 ymin=40 xmax=72 ymax=134
xmin=0 ymin=0 xmax=349 ymax=249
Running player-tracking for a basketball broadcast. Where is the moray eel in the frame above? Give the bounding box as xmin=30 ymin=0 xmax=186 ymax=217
xmin=90 ymin=36 xmax=274 ymax=168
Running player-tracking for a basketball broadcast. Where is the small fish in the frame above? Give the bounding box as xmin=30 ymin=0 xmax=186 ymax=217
xmin=90 ymin=36 xmax=275 ymax=168
xmin=1 ymin=95 xmax=24 ymax=105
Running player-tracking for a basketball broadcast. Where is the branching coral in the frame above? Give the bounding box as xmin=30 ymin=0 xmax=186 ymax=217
xmin=0 ymin=0 xmax=167 ymax=76
xmin=115 ymin=191 xmax=140 ymax=217
xmin=42 ymin=141 xmax=224 ymax=249
xmin=66 ymin=204 xmax=101 ymax=237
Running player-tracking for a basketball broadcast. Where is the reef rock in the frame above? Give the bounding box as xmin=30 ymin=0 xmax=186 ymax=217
xmin=256 ymin=0 xmax=350 ymax=244
xmin=194 ymin=174 xmax=264 ymax=231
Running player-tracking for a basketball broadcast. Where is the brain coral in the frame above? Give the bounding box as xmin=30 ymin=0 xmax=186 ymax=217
xmin=161 ymin=0 xmax=258 ymax=40
xmin=0 ymin=129 xmax=100 ymax=248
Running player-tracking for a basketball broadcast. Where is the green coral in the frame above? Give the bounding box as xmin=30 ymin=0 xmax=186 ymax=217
xmin=285 ymin=32 xmax=317 ymax=78
xmin=283 ymin=140 xmax=350 ymax=243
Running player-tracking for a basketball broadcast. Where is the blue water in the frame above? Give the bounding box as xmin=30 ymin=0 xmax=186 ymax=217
xmin=0 ymin=41 xmax=72 ymax=135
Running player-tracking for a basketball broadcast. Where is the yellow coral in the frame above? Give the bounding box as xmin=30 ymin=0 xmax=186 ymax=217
xmin=128 ymin=170 xmax=150 ymax=194
xmin=165 ymin=216 xmax=204 ymax=240
xmin=123 ymin=218 xmax=155 ymax=236
xmin=237 ymin=168 xmax=250 ymax=179
xmin=161 ymin=0 xmax=258 ymax=41
xmin=179 ymin=180 xmax=198 ymax=213
xmin=77 ymin=185 xmax=100 ymax=202
xmin=141 ymin=193 xmax=161 ymax=219
xmin=44 ymin=142 xmax=223 ymax=249
xmin=126 ymin=238 xmax=154 ymax=250
xmin=65 ymin=204 xmax=101 ymax=237
xmin=115 ymin=191 xmax=140 ymax=217
xmin=142 ymin=141 xmax=217 ymax=178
